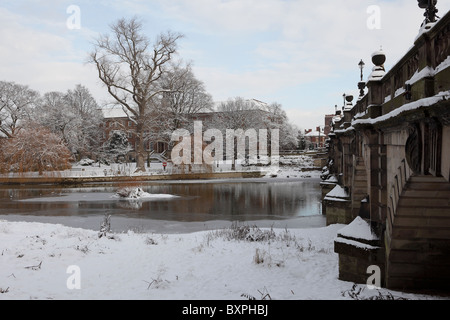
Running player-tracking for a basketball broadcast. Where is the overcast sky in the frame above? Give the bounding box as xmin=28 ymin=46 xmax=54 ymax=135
xmin=1 ymin=0 xmax=449 ymax=131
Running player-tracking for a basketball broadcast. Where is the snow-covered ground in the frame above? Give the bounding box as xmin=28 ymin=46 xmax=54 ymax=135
xmin=0 ymin=221 xmax=444 ymax=300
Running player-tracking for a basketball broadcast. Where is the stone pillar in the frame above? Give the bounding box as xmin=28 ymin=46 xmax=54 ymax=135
xmin=378 ymin=135 xmax=388 ymax=230
xmin=364 ymin=128 xmax=388 ymax=238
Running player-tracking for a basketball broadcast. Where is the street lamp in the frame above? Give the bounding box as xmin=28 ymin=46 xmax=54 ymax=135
xmin=358 ymin=60 xmax=365 ymax=82
xmin=358 ymin=59 xmax=366 ymax=98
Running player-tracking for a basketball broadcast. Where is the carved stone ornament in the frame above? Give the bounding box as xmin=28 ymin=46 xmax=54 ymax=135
xmin=405 ymin=124 xmax=422 ymax=174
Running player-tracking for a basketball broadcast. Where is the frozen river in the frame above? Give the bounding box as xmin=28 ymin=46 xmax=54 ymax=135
xmin=0 ymin=177 xmax=325 ymax=234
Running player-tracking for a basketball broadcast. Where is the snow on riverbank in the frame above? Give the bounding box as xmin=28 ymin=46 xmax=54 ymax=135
xmin=0 ymin=221 xmax=443 ymax=300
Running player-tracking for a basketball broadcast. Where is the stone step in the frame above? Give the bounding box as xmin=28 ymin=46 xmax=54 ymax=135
xmin=402 ymin=189 xmax=450 ymax=198
xmin=396 ymin=207 xmax=450 ymax=217
xmin=352 ymin=180 xmax=367 ymax=188
xmin=406 ymin=176 xmax=450 ymax=191
xmin=405 ymin=182 xmax=450 ymax=191
xmin=388 ymin=248 xmax=450 ymax=263
xmin=409 ymin=176 xmax=448 ymax=183
xmin=391 ymin=226 xmax=450 ymax=240
xmin=393 ymin=216 xmax=450 ymax=228
xmin=389 ymin=238 xmax=450 ymax=251
xmin=398 ymin=197 xmax=450 ymax=207
xmin=387 ymin=261 xmax=450 ymax=279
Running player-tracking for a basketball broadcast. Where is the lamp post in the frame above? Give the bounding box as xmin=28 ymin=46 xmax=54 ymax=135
xmin=358 ymin=59 xmax=366 ymax=98
xmin=358 ymin=59 xmax=365 ymax=82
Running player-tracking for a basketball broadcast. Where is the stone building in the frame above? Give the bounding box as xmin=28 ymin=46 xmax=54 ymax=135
xmin=323 ymin=5 xmax=450 ymax=293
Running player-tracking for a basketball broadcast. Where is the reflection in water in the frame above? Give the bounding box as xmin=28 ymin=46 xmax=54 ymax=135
xmin=0 ymin=179 xmax=323 ymax=231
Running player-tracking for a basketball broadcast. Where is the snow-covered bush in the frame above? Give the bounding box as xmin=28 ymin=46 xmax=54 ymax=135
xmin=115 ymin=186 xmax=147 ymax=199
xmin=1 ymin=124 xmax=72 ymax=174
xmin=206 ymin=223 xmax=276 ymax=243
xmin=78 ymin=158 xmax=95 ymax=166
xmin=98 ymin=214 xmax=111 ymax=239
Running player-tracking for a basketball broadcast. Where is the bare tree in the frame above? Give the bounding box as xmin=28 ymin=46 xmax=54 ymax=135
xmin=65 ymin=85 xmax=103 ymax=160
xmin=0 ymin=81 xmax=39 ymax=138
xmin=34 ymin=91 xmax=76 ymax=146
xmin=89 ymin=17 xmax=183 ymax=172
xmin=208 ymin=98 xmax=267 ymax=169
xmin=34 ymin=86 xmax=103 ymax=161
xmin=161 ymin=62 xmax=214 ymax=131
xmin=211 ymin=97 xmax=264 ymax=131
xmin=207 ymin=98 xmax=298 ymax=167
xmin=263 ymin=102 xmax=299 ymax=151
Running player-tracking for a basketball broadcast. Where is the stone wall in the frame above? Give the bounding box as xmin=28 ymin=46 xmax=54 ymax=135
xmin=442 ymin=126 xmax=450 ymax=181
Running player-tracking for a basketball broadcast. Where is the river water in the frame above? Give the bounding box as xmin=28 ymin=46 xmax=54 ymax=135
xmin=0 ymin=177 xmax=325 ymax=234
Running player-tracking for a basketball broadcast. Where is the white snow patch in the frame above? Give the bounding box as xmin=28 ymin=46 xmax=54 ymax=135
xmin=337 ymin=217 xmax=378 ymax=241
xmin=113 ymin=187 xmax=178 ymax=200
xmin=394 ymin=87 xmax=406 ymax=98
xmin=405 ymin=67 xmax=434 ymax=86
xmin=334 ymin=237 xmax=380 ymax=250
xmin=415 ymin=22 xmax=437 ymax=41
xmin=405 ymin=58 xmax=450 ymax=87
xmin=325 ymin=185 xmax=349 ymax=199
xmin=435 ymin=55 xmax=450 ymax=74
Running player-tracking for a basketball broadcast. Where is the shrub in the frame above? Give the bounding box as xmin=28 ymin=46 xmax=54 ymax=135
xmin=1 ymin=125 xmax=72 ymax=174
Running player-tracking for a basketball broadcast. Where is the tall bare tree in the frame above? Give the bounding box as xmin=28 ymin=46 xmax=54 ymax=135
xmin=0 ymin=81 xmax=39 ymax=138
xmin=161 ymin=62 xmax=213 ymax=131
xmin=34 ymin=91 xmax=76 ymax=146
xmin=65 ymin=85 xmax=103 ymax=159
xmin=264 ymin=102 xmax=299 ymax=151
xmin=89 ymin=17 xmax=183 ymax=172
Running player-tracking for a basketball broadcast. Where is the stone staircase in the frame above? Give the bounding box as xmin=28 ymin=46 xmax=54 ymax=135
xmin=386 ymin=175 xmax=450 ymax=293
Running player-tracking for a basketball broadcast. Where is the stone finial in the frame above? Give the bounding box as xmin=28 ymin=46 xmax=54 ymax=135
xmin=368 ymin=49 xmax=386 ymax=81
xmin=344 ymin=94 xmax=354 ymax=111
